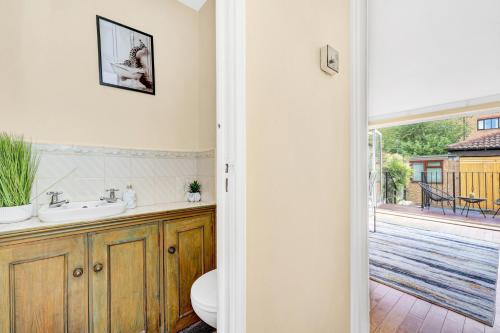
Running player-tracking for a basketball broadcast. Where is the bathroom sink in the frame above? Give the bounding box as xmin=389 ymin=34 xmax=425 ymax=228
xmin=38 ymin=200 xmax=127 ymax=223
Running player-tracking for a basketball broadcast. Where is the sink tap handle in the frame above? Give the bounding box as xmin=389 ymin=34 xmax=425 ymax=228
xmin=46 ymin=191 xmax=65 ymax=206
xmin=105 ymin=188 xmax=119 ymax=200
xmin=47 ymin=191 xmax=62 ymax=201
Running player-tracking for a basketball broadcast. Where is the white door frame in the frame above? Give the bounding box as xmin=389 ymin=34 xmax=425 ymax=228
xmin=216 ymin=0 xmax=369 ymax=331
xmin=350 ymin=0 xmax=370 ymax=331
xmin=216 ymin=0 xmax=246 ymax=333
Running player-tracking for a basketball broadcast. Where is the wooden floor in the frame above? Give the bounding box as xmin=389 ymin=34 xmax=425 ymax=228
xmin=370 ymin=211 xmax=500 ymax=333
xmin=370 ymin=280 xmax=500 ymax=333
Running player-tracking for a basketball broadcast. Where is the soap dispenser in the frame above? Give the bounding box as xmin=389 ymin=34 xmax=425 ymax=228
xmin=122 ymin=184 xmax=137 ymax=209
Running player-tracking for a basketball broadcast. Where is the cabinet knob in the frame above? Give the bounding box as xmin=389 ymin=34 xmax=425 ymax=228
xmin=168 ymin=246 xmax=176 ymax=254
xmin=73 ymin=267 xmax=84 ymax=278
xmin=93 ymin=263 xmax=104 ymax=272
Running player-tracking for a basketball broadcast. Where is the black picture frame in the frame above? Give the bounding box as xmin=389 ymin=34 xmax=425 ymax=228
xmin=96 ymin=15 xmax=155 ymax=95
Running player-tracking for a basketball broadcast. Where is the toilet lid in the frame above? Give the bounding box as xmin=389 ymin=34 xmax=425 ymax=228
xmin=191 ymin=269 xmax=217 ymax=310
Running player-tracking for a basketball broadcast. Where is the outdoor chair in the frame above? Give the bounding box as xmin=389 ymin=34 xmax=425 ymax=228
xmin=418 ymin=182 xmax=455 ymax=215
xmin=493 ymin=199 xmax=500 ymax=218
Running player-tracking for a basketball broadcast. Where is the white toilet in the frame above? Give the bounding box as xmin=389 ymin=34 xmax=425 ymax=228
xmin=191 ymin=269 xmax=217 ymax=328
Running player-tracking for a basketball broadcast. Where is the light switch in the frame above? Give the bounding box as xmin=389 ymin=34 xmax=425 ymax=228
xmin=320 ymin=45 xmax=339 ymax=75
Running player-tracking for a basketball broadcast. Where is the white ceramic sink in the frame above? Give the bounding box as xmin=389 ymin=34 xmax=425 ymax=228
xmin=38 ymin=200 xmax=127 ymax=223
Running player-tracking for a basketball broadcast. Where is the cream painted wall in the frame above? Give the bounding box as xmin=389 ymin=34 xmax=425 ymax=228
xmin=198 ymin=0 xmax=216 ymax=150
xmin=0 ymin=0 xmax=215 ymax=151
xmin=246 ymin=0 xmax=350 ymax=331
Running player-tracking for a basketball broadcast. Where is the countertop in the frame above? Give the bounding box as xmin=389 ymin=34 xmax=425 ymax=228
xmin=0 ymin=201 xmax=215 ymax=236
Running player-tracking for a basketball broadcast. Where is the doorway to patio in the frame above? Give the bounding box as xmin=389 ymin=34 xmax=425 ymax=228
xmin=368 ymin=112 xmax=500 ymax=332
xmin=373 ymin=113 xmax=500 ymax=226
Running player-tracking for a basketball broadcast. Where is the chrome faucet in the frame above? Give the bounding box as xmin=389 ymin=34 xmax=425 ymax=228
xmin=47 ymin=191 xmax=69 ymax=208
xmin=101 ymin=188 xmax=119 ymax=203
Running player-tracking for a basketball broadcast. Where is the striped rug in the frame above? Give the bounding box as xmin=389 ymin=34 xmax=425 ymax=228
xmin=369 ymin=222 xmax=499 ymax=326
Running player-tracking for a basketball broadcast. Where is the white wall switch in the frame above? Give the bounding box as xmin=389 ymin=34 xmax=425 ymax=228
xmin=320 ymin=45 xmax=339 ymax=75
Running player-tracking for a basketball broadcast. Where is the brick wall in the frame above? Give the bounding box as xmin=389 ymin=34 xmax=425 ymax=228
xmin=404 ymin=157 xmax=459 ymax=206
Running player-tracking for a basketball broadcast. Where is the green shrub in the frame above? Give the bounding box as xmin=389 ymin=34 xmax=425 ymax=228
xmin=383 ymin=154 xmax=412 ymax=202
xmin=0 ymin=133 xmax=39 ymax=207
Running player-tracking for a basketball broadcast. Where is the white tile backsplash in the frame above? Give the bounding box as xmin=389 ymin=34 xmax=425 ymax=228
xmin=198 ymin=176 xmax=215 ymax=202
xmin=154 ymin=159 xmax=171 ymax=177
xmin=196 ymin=157 xmax=213 ymax=176
xmin=154 ymin=177 xmax=177 ymax=203
xmin=32 ymin=145 xmax=215 ymax=214
xmin=38 ymin=154 xmax=77 ymax=178
xmin=166 ymin=158 xmax=197 ymax=177
xmin=130 ymin=177 xmax=156 ymax=206
xmin=75 ymin=156 xmax=105 ymax=178
xmin=130 ymin=158 xmax=156 ymax=178
xmin=104 ymin=157 xmax=131 ymax=178
xmin=72 ymin=178 xmax=105 ymax=201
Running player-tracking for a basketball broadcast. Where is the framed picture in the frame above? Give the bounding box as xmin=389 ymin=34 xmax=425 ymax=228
xmin=96 ymin=15 xmax=155 ymax=95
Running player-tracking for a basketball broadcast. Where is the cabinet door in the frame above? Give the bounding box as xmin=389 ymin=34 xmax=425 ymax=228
xmin=0 ymin=235 xmax=88 ymax=333
xmin=165 ymin=214 xmax=215 ymax=333
xmin=89 ymin=223 xmax=160 ymax=333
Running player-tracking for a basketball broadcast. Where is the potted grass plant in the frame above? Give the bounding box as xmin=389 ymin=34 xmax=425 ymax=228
xmin=0 ymin=133 xmax=39 ymax=223
xmin=187 ymin=180 xmax=202 ymax=202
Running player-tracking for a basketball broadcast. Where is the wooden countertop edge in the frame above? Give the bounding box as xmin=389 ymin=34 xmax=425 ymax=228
xmin=0 ymin=204 xmax=216 ymax=245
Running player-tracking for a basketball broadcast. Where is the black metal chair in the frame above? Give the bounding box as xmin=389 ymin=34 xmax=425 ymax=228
xmin=493 ymin=199 xmax=500 ymax=218
xmin=418 ymin=182 xmax=455 ymax=215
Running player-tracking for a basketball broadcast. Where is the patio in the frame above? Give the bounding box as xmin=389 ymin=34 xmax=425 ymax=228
xmin=379 ymin=203 xmax=500 ymax=229
xmin=370 ymin=210 xmax=500 ymax=332
xmin=380 ymin=170 xmax=500 ymax=227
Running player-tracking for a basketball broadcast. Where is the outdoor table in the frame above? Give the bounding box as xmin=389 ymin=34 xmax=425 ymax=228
xmin=457 ymin=196 xmax=487 ymax=218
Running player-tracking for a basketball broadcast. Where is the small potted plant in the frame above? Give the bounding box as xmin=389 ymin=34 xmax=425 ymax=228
xmin=0 ymin=133 xmax=39 ymax=223
xmin=187 ymin=180 xmax=202 ymax=202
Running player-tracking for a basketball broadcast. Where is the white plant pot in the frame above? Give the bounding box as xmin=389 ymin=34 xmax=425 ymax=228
xmin=0 ymin=204 xmax=33 ymax=224
xmin=187 ymin=192 xmax=202 ymax=202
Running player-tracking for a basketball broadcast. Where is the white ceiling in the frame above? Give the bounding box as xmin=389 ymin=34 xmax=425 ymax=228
xmin=177 ymin=0 xmax=207 ymax=11
xmin=368 ymin=0 xmax=500 ymax=121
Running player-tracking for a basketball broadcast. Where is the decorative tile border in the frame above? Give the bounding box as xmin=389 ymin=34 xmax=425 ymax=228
xmin=33 ymin=143 xmax=215 ymax=159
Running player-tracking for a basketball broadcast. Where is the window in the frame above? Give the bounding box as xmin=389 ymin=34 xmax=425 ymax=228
xmin=478 ymin=117 xmax=500 ymax=130
xmin=485 ymin=119 xmax=492 ymax=129
xmin=411 ymin=162 xmax=424 ymax=182
xmin=426 ymin=161 xmax=442 ymax=183
xmin=410 ymin=160 xmax=443 ymax=183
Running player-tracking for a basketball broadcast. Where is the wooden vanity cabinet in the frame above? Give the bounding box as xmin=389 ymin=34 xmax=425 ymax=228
xmin=164 ymin=213 xmax=215 ymax=333
xmin=0 ymin=235 xmax=88 ymax=333
xmin=0 ymin=206 xmax=215 ymax=333
xmin=89 ymin=223 xmax=161 ymax=333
